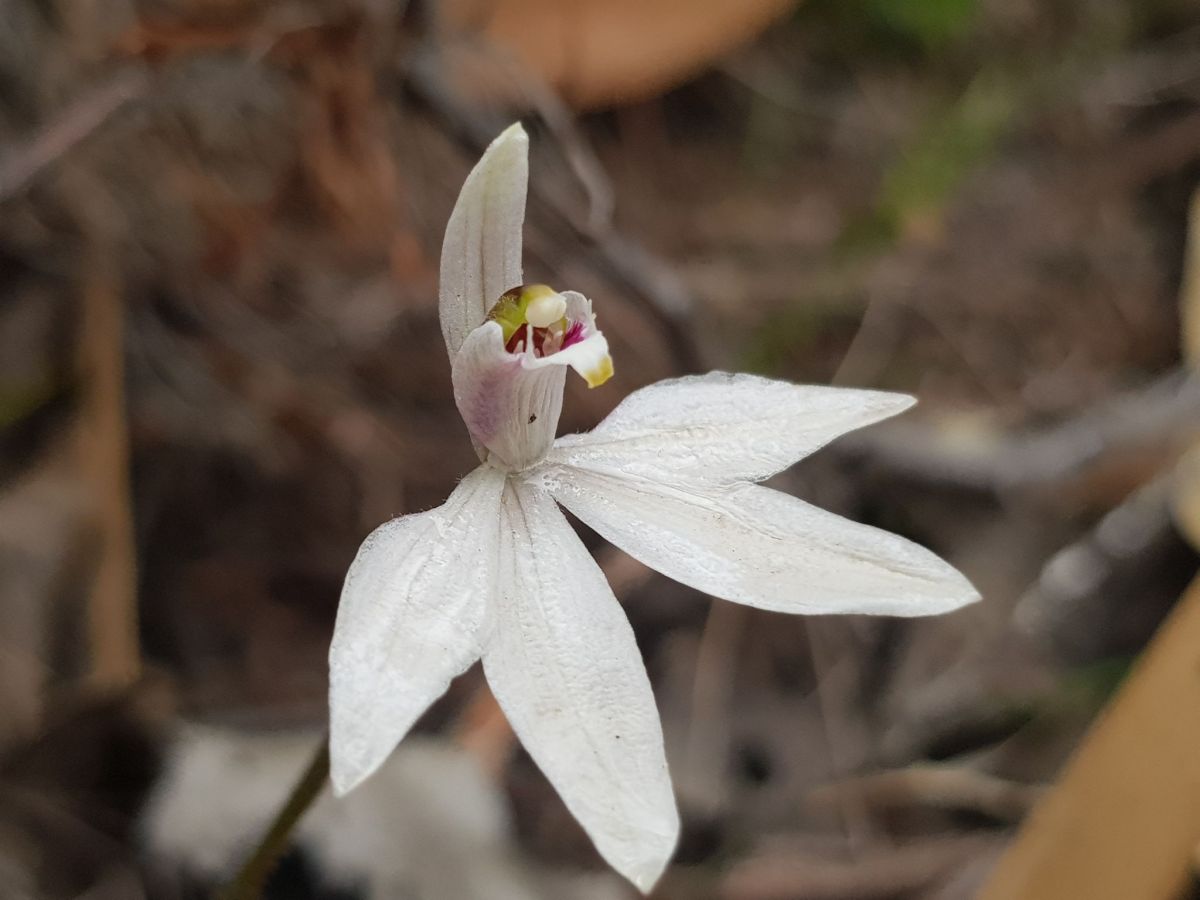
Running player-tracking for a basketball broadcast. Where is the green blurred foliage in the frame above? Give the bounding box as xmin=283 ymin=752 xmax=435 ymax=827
xmin=739 ymin=298 xmax=866 ymax=377
xmin=0 ymin=376 xmax=58 ymax=430
xmin=797 ymin=0 xmax=980 ymax=63
xmin=867 ymin=71 xmax=1020 ymax=245
xmin=861 ymin=0 xmax=979 ymax=54
xmin=1057 ymin=656 xmax=1135 ymax=712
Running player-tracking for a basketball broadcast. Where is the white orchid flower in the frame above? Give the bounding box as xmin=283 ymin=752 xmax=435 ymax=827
xmin=328 ymin=123 xmax=979 ymax=892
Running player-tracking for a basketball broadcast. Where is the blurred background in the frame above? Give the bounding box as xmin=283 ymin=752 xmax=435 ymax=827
xmin=2 ymin=0 xmax=1200 ymax=897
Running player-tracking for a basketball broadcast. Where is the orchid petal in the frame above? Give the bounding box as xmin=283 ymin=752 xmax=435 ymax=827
xmin=452 ymin=321 xmax=567 ymax=470
xmin=539 ymin=467 xmax=978 ymax=616
xmin=483 ymin=482 xmax=679 ymax=892
xmin=329 ymin=466 xmax=504 ymax=795
xmin=440 ymin=123 xmax=528 ymax=361
xmin=550 ymin=372 xmax=912 ymax=485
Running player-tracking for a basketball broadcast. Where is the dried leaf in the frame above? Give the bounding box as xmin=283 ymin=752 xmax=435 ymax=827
xmin=442 ymin=0 xmax=799 ymax=109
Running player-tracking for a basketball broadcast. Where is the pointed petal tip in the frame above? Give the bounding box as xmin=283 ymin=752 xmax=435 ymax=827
xmin=862 ymin=546 xmax=982 ymax=617
xmin=621 ymin=829 xmax=677 ymax=894
xmin=950 ymin=580 xmax=983 ymax=611
xmin=439 ymin=123 xmax=530 ymax=359
xmin=629 ymin=865 xmax=665 ymax=895
xmin=911 ymin=566 xmax=982 ymax=617
xmin=328 ymin=752 xmax=362 ymax=799
xmin=496 ymin=121 xmax=528 ymax=145
xmin=858 ymin=387 xmax=916 ymax=418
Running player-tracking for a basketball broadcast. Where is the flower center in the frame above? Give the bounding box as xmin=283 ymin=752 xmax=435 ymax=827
xmin=488 ymin=284 xmax=586 ymax=358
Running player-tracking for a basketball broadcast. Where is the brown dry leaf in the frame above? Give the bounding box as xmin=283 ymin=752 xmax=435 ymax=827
xmin=1171 ymin=186 xmax=1200 ymax=548
xmin=114 ymin=18 xmax=260 ymax=62
xmin=293 ymin=23 xmax=404 ymax=253
xmin=442 ymin=0 xmax=799 ymax=110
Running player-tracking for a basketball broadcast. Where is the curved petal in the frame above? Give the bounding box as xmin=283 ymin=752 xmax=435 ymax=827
xmin=329 ymin=466 xmax=505 ymax=795
xmin=440 ymin=123 xmax=528 ymax=361
xmin=539 ymin=466 xmax=979 ymax=616
xmin=483 ymin=482 xmax=678 ymax=892
xmin=453 ymin=321 xmax=566 ymax=471
xmin=549 ymin=372 xmax=913 ymax=485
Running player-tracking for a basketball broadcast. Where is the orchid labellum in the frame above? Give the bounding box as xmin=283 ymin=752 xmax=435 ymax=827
xmin=328 ymin=124 xmax=979 ymax=892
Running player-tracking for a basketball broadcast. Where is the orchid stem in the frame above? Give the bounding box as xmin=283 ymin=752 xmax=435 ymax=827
xmin=215 ymin=735 xmax=329 ymax=900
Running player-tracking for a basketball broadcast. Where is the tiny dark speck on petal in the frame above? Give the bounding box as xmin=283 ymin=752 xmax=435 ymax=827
xmin=528 ymin=413 xmax=537 ymax=423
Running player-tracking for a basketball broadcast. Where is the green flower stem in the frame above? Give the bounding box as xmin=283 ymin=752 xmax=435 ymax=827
xmin=216 ymin=735 xmax=330 ymax=900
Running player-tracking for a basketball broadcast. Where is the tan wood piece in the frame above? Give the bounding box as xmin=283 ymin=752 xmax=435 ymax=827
xmin=979 ymin=574 xmax=1200 ymax=900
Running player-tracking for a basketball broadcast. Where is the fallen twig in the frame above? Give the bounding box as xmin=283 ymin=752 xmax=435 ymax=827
xmin=720 ymin=834 xmax=1002 ymax=900
xmin=0 ymin=69 xmax=148 ymax=203
xmin=1015 ymin=474 xmax=1194 ymax=662
xmin=838 ymin=368 xmax=1200 ymax=495
xmin=808 ymin=765 xmax=1045 ymax=824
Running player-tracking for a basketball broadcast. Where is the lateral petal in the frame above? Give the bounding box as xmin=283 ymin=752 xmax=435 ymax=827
xmin=483 ymin=482 xmax=679 ymax=892
xmin=550 ymin=371 xmax=913 ymax=485
xmin=541 ymin=467 xmax=979 ymax=616
xmin=440 ymin=123 xmax=528 ymax=361
xmin=328 ymin=466 xmax=505 ymax=796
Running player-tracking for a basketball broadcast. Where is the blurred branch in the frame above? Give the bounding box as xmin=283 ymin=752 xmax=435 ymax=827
xmin=883 ymin=475 xmax=1192 ymax=762
xmin=720 ymin=835 xmax=1002 ymax=900
xmin=1084 ymin=25 xmax=1200 ymax=109
xmin=804 ymin=618 xmax=877 ymax=850
xmin=0 ymin=69 xmax=148 ymax=204
xmin=77 ymin=249 xmax=141 ymax=691
xmin=838 ymin=369 xmax=1200 ymax=494
xmin=679 ymin=600 xmax=746 ymax=814
xmin=808 ymin=766 xmax=1045 ymax=824
xmin=1014 ymin=474 xmax=1191 ymax=662
xmin=446 ymin=37 xmax=617 ymax=234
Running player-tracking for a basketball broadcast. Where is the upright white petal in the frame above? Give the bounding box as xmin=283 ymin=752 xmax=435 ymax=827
xmin=539 ymin=466 xmax=978 ymax=616
xmin=453 ymin=321 xmax=566 ymax=471
xmin=550 ymin=372 xmax=913 ymax=485
xmin=483 ymin=482 xmax=679 ymax=892
xmin=329 ymin=466 xmax=505 ymax=795
xmin=440 ymin=123 xmax=529 ymax=361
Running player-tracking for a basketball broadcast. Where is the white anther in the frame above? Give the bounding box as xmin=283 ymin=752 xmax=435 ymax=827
xmin=525 ymin=291 xmax=567 ymax=328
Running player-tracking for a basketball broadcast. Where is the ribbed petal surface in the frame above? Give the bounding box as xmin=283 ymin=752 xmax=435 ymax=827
xmin=550 ymin=371 xmax=913 ymax=485
xmin=482 ymin=482 xmax=679 ymax=892
xmin=440 ymin=124 xmax=528 ymax=361
xmin=540 ymin=467 xmax=978 ymax=617
xmin=329 ymin=466 xmax=505 ymax=795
